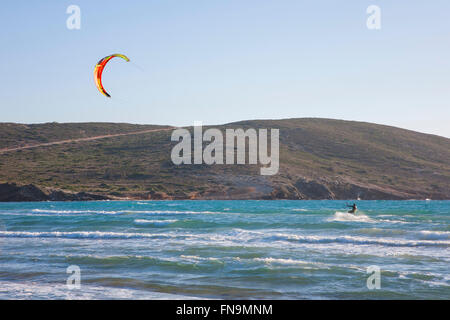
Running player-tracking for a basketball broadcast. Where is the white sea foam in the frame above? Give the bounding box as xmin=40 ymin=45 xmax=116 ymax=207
xmin=134 ymin=219 xmax=178 ymax=225
xmin=394 ymin=270 xmax=450 ymax=287
xmin=270 ymin=232 xmax=450 ymax=247
xmin=137 ymin=210 xmax=222 ymax=215
xmin=2 ymin=228 xmax=449 ymax=248
xmin=328 ymin=212 xmax=409 ymax=224
xmin=31 ymin=209 xmax=222 ymax=215
xmin=328 ymin=211 xmax=375 ymax=223
xmin=180 ymin=255 xmax=221 ymax=262
xmin=0 ymin=230 xmax=193 ymax=240
xmin=32 ymin=209 xmax=120 ymax=215
xmin=253 ymin=257 xmax=329 ymax=269
xmin=0 ymin=280 xmax=199 ymax=300
xmin=419 ymin=231 xmax=450 ymax=240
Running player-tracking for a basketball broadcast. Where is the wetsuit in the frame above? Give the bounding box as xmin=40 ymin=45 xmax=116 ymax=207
xmin=347 ymin=204 xmax=357 ymax=214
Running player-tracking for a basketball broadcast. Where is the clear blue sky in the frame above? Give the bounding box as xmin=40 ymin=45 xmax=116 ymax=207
xmin=1 ymin=0 xmax=449 ymax=137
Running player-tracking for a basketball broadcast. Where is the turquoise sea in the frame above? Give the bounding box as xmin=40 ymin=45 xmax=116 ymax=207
xmin=0 ymin=200 xmax=448 ymax=299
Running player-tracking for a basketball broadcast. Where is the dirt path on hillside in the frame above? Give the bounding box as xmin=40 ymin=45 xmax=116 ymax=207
xmin=0 ymin=127 xmax=175 ymax=154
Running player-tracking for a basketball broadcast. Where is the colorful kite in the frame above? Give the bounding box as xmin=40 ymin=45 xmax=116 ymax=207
xmin=94 ymin=54 xmax=130 ymax=98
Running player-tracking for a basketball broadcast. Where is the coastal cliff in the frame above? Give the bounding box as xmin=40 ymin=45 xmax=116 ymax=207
xmin=0 ymin=183 xmax=110 ymax=202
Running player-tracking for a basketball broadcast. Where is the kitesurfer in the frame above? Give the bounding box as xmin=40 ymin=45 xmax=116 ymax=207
xmin=347 ymin=203 xmax=357 ymax=214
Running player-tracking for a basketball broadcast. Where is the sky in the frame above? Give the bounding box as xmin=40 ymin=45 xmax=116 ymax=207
xmin=0 ymin=0 xmax=449 ymax=137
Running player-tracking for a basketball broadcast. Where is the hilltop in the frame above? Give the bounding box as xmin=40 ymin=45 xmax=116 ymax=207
xmin=0 ymin=118 xmax=449 ymax=200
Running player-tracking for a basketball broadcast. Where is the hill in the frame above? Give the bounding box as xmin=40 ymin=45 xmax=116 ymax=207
xmin=0 ymin=119 xmax=449 ymax=200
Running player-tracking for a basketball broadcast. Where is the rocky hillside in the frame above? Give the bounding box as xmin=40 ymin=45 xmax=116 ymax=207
xmin=0 ymin=118 xmax=449 ymax=201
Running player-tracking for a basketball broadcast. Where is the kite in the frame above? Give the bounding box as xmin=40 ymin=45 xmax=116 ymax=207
xmin=94 ymin=54 xmax=130 ymax=98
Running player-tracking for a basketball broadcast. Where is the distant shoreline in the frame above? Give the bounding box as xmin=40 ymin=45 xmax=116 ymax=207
xmin=0 ymin=183 xmax=447 ymax=202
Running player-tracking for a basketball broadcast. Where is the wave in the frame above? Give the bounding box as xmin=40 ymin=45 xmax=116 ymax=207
xmin=31 ymin=209 xmax=222 ymax=215
xmin=2 ymin=224 xmax=450 ymax=249
xmin=328 ymin=212 xmax=410 ymax=224
xmin=268 ymin=232 xmax=450 ymax=248
xmin=328 ymin=211 xmax=375 ymax=223
xmin=252 ymin=257 xmax=329 ymax=269
xmin=180 ymin=255 xmax=222 ymax=262
xmin=2 ymin=228 xmax=448 ymax=248
xmin=356 ymin=228 xmax=406 ymax=236
xmin=32 ymin=209 xmax=121 ymax=215
xmin=134 ymin=219 xmax=178 ymax=225
xmin=136 ymin=202 xmax=179 ymax=207
xmin=0 ymin=280 xmax=198 ymax=300
xmin=419 ymin=231 xmax=450 ymax=240
xmin=0 ymin=230 xmax=193 ymax=240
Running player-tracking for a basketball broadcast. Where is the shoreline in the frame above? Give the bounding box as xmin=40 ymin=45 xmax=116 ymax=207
xmin=2 ymin=183 xmax=447 ymax=202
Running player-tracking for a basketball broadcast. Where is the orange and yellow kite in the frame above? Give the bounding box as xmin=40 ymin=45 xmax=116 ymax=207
xmin=94 ymin=54 xmax=130 ymax=98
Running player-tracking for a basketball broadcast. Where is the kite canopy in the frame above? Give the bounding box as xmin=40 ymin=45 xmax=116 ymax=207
xmin=94 ymin=54 xmax=130 ymax=98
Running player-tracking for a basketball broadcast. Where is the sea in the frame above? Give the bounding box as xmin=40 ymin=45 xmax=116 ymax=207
xmin=0 ymin=200 xmax=448 ymax=299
